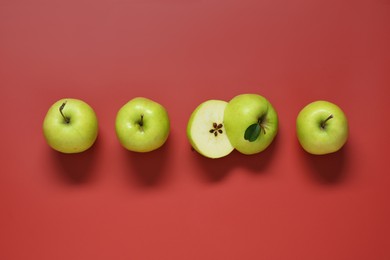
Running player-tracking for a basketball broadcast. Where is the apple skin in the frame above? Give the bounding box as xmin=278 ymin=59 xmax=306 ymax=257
xmin=42 ymin=98 xmax=98 ymax=153
xmin=296 ymin=100 xmax=348 ymax=155
xmin=223 ymin=94 xmax=279 ymax=155
xmin=115 ymin=97 xmax=170 ymax=152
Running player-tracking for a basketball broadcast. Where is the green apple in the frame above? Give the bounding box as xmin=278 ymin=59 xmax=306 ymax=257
xmin=115 ymin=97 xmax=170 ymax=152
xmin=296 ymin=100 xmax=348 ymax=155
xmin=42 ymin=98 xmax=98 ymax=153
xmin=187 ymin=100 xmax=234 ymax=159
xmin=223 ymin=94 xmax=279 ymax=155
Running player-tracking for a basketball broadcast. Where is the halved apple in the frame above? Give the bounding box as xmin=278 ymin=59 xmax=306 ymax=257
xmin=187 ymin=100 xmax=234 ymax=159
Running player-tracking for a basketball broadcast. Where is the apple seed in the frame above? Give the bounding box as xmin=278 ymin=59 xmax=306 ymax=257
xmin=209 ymin=122 xmax=223 ymax=137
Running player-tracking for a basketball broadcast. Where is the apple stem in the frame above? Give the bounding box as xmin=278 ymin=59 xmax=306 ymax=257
xmin=59 ymin=101 xmax=70 ymax=124
xmin=257 ymin=116 xmax=266 ymax=135
xmin=321 ymin=114 xmax=334 ymax=129
xmin=138 ymin=114 xmax=144 ymax=131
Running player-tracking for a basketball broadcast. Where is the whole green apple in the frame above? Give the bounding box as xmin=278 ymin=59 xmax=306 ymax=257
xmin=223 ymin=94 xmax=279 ymax=155
xmin=115 ymin=97 xmax=170 ymax=152
xmin=42 ymin=98 xmax=98 ymax=153
xmin=296 ymin=100 xmax=348 ymax=155
xmin=187 ymin=100 xmax=234 ymax=159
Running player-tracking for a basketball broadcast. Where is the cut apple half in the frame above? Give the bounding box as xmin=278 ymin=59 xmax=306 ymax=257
xmin=187 ymin=100 xmax=234 ymax=159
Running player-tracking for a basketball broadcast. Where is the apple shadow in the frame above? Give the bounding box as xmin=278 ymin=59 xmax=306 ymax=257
xmin=193 ymin=134 xmax=280 ymax=183
xmin=124 ymin=137 xmax=172 ymax=187
xmin=191 ymin=147 xmax=234 ymax=182
xmin=51 ymin=137 xmax=100 ymax=184
xmin=301 ymin=143 xmax=349 ymax=184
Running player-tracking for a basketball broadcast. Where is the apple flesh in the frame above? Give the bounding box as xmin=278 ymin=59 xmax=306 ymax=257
xmin=224 ymin=94 xmax=278 ymax=155
xmin=187 ymin=100 xmax=234 ymax=159
xmin=115 ymin=97 xmax=170 ymax=152
xmin=42 ymin=98 xmax=98 ymax=153
xmin=296 ymin=100 xmax=348 ymax=155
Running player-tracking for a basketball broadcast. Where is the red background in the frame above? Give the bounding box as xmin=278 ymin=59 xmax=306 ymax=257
xmin=1 ymin=0 xmax=390 ymax=259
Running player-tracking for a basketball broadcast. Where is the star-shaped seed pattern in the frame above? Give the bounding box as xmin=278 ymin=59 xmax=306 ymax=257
xmin=209 ymin=122 xmax=223 ymax=136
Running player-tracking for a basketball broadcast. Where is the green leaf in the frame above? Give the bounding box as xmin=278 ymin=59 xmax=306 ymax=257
xmin=244 ymin=123 xmax=261 ymax=142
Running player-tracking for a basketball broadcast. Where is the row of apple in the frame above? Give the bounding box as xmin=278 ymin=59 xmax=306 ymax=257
xmin=42 ymin=94 xmax=349 ymax=157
